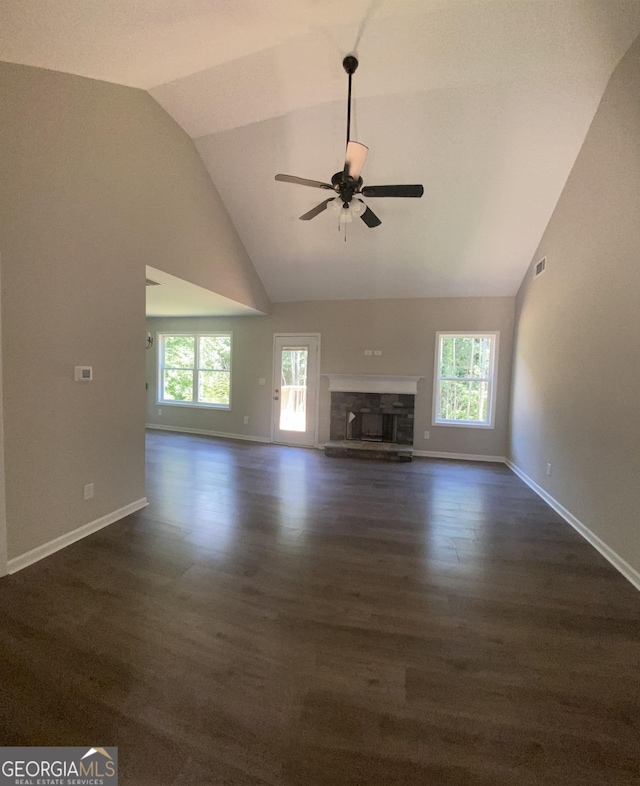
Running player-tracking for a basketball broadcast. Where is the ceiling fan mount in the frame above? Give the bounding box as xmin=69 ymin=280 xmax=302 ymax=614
xmin=342 ymin=54 xmax=359 ymax=75
xmin=275 ymin=54 xmax=423 ymax=229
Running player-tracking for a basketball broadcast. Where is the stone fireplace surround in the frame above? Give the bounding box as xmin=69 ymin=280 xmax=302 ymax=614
xmin=324 ymin=375 xmax=422 ymax=460
xmin=330 ymin=391 xmax=415 ymax=444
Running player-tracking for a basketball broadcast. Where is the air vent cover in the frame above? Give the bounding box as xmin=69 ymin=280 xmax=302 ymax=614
xmin=145 ymin=278 xmax=161 ymax=286
xmin=534 ymin=256 xmax=546 ymax=277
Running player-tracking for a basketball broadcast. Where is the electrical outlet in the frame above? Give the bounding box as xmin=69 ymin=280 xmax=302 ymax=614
xmin=83 ymin=483 xmax=94 ymax=500
xmin=364 ymin=350 xmax=372 ymax=356
xmin=374 ymin=350 xmax=382 ymax=356
xmin=424 ymin=430 xmax=430 ymax=440
xmin=546 ymin=462 xmax=552 ymax=476
xmin=158 ymin=408 xmax=162 ymax=416
xmin=244 ymin=416 xmax=249 ymax=425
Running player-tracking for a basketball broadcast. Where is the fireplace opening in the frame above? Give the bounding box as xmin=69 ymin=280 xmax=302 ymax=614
xmin=346 ymin=412 xmax=398 ymax=442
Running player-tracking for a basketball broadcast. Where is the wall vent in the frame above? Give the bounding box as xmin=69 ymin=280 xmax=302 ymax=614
xmin=534 ymin=256 xmax=546 ymax=277
xmin=145 ymin=278 xmax=161 ymax=286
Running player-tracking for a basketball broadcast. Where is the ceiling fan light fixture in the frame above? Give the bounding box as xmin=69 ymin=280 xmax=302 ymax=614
xmin=351 ymin=198 xmax=365 ymax=216
xmin=339 ymin=206 xmax=353 ymax=224
xmin=330 ymin=196 xmax=343 ymax=212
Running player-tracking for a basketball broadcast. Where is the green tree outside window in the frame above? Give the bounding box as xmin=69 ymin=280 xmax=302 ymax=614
xmin=160 ymin=334 xmax=231 ymax=408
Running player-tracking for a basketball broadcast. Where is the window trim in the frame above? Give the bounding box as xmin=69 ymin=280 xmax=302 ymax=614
xmin=157 ymin=332 xmax=232 ymax=410
xmin=432 ymin=331 xmax=499 ymax=429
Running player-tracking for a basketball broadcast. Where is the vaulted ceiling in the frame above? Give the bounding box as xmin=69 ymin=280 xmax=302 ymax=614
xmin=2 ymin=1 xmax=640 ymax=302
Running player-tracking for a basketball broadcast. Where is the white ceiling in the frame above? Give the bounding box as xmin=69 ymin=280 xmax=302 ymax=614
xmin=3 ymin=1 xmax=640 ymax=303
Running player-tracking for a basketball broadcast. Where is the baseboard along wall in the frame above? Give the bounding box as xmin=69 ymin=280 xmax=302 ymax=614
xmin=412 ymin=450 xmax=506 ymax=462
xmin=146 ymin=424 xmax=270 ymax=443
xmin=506 ymin=460 xmax=640 ymax=592
xmin=7 ymin=498 xmax=148 ymax=574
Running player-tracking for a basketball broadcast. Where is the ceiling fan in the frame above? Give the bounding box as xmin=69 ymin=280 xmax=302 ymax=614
xmin=275 ymin=54 xmax=424 ymax=229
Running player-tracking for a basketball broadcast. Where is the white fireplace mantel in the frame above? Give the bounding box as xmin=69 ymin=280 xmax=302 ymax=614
xmin=325 ymin=374 xmax=423 ymax=395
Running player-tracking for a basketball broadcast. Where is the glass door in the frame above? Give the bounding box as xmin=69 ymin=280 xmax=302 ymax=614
xmin=272 ymin=335 xmax=319 ymax=446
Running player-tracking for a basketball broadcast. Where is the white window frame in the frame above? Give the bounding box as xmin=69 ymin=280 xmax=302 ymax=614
xmin=157 ymin=332 xmax=232 ymax=410
xmin=432 ymin=332 xmax=499 ymax=429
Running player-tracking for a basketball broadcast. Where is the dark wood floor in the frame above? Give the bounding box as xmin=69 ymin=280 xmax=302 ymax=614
xmin=1 ymin=431 xmax=639 ymax=785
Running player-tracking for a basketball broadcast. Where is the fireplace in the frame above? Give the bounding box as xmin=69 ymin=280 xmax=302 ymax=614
xmin=329 ymin=391 xmax=415 ymax=445
xmin=325 ymin=375 xmax=422 ymax=460
xmin=346 ymin=412 xmax=397 ymax=442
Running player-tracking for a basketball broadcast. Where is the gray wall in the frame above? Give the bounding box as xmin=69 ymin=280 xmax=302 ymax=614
xmin=0 ymin=62 xmax=269 ymax=561
xmin=147 ymin=297 xmax=515 ymax=457
xmin=510 ymin=37 xmax=640 ymax=574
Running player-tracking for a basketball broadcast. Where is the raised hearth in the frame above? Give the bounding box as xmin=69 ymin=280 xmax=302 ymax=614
xmin=324 ymin=440 xmax=413 ymax=462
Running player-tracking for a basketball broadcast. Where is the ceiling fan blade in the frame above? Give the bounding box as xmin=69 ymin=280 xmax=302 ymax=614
xmin=299 ymin=198 xmax=335 ymax=221
xmin=360 ymin=206 xmax=382 ymax=228
xmin=344 ymin=142 xmax=368 ymax=181
xmin=361 ymin=184 xmax=424 ymax=198
xmin=275 ymin=174 xmax=334 ymax=190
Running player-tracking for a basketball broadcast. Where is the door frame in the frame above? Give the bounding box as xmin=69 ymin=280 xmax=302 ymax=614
xmin=271 ymin=333 xmax=321 ymax=447
xmin=0 ymin=254 xmax=7 ymax=577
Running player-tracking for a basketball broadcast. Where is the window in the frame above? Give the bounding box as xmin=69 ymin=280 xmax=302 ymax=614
xmin=158 ymin=333 xmax=231 ymax=409
xmin=433 ymin=332 xmax=498 ymax=428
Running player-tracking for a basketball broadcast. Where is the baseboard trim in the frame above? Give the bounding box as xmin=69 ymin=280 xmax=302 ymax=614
xmin=145 ymin=424 xmax=270 ymax=443
xmin=506 ymin=460 xmax=640 ymax=592
xmin=413 ymin=450 xmax=506 ymax=463
xmin=7 ymin=497 xmax=148 ymax=575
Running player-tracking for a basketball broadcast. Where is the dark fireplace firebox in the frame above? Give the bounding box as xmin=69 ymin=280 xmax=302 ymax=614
xmin=346 ymin=412 xmax=397 ymax=442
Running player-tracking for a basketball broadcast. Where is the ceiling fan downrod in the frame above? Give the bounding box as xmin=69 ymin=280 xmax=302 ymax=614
xmin=343 ymin=54 xmax=359 ymax=150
